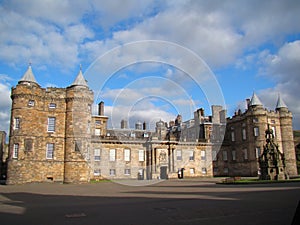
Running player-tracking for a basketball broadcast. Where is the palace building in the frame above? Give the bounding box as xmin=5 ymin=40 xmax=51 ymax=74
xmin=5 ymin=66 xmax=298 ymax=184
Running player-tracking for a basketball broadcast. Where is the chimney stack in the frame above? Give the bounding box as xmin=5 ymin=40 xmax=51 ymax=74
xmin=98 ymin=101 xmax=104 ymax=116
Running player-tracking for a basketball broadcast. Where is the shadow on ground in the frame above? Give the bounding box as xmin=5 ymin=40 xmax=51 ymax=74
xmin=0 ymin=181 xmax=299 ymax=225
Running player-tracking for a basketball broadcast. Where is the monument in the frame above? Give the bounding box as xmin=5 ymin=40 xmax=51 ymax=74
xmin=259 ymin=126 xmax=287 ymax=180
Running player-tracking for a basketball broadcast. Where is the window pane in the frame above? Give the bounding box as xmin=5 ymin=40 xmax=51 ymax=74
xmin=48 ymin=117 xmax=56 ymax=132
xmin=124 ymin=149 xmax=130 ymax=161
xmin=231 ymin=131 xmax=235 ymax=141
xmin=212 ymin=150 xmax=217 ymax=161
xmin=138 ymin=150 xmax=144 ymax=161
xmin=13 ymin=144 xmax=19 ymax=159
xmin=14 ymin=117 xmax=20 ymax=129
xmin=95 ymin=128 xmax=101 ymax=136
xmin=176 ymin=150 xmax=182 ymax=160
xmin=46 ymin=143 xmax=54 ymax=159
xmin=94 ymin=149 xmax=101 ymax=161
xmin=242 ymin=128 xmax=246 ymax=140
xmin=189 ymin=150 xmax=194 ymax=160
xmin=109 ymin=149 xmax=116 ymax=161
xmin=201 ymin=150 xmax=206 ymax=160
xmin=254 ymin=127 xmax=259 ymax=136
xmin=109 ymin=169 xmax=116 ymax=176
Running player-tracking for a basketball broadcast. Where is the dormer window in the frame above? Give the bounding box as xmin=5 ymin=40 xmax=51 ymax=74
xmin=28 ymin=100 xmax=35 ymax=107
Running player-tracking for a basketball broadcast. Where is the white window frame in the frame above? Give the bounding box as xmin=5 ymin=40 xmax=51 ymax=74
xmin=138 ymin=150 xmax=145 ymax=161
xmin=28 ymin=99 xmax=35 ymax=106
xmin=189 ymin=150 xmax=195 ymax=161
xmin=95 ymin=128 xmax=101 ymax=136
xmin=124 ymin=169 xmax=131 ymax=175
xmin=254 ymin=127 xmax=259 ymax=137
xmin=190 ymin=168 xmax=195 ymax=175
xmin=109 ymin=149 xmax=116 ymax=161
xmin=201 ymin=150 xmax=206 ymax=160
xmin=46 ymin=143 xmax=54 ymax=159
xmin=176 ymin=149 xmax=182 ymax=160
xmin=94 ymin=149 xmax=101 ymax=161
xmin=94 ymin=169 xmax=101 ymax=176
xmin=109 ymin=169 xmax=116 ymax=176
xmin=47 ymin=117 xmax=56 ymax=132
xmin=13 ymin=143 xmax=19 ymax=159
xmin=124 ymin=149 xmax=131 ymax=162
xmin=14 ymin=117 xmax=20 ymax=130
xmin=49 ymin=103 xmax=56 ymax=109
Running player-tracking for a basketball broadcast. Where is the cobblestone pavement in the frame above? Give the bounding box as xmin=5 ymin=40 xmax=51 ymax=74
xmin=0 ymin=178 xmax=299 ymax=225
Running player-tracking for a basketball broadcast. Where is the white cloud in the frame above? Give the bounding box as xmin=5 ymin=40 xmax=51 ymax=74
xmin=258 ymin=40 xmax=300 ymax=129
xmin=0 ymin=77 xmax=12 ymax=133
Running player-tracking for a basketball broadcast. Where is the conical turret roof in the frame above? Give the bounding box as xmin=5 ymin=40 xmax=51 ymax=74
xmin=250 ymin=92 xmax=263 ymax=106
xmin=276 ymin=94 xmax=288 ymax=109
xmin=71 ymin=66 xmax=88 ymax=87
xmin=19 ymin=64 xmax=38 ymax=84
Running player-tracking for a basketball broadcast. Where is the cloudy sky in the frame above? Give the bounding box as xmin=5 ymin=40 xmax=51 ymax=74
xmin=0 ymin=0 xmax=300 ymax=132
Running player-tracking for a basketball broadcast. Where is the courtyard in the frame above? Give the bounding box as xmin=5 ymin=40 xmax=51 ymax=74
xmin=0 ymin=178 xmax=299 ymax=225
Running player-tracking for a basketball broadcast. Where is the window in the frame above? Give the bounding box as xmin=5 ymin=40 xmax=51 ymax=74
xmin=49 ymin=103 xmax=56 ymax=109
xmin=201 ymin=167 xmax=207 ymax=174
xmin=124 ymin=169 xmax=131 ymax=175
xmin=189 ymin=150 xmax=195 ymax=161
xmin=176 ymin=149 xmax=182 ymax=160
xmin=270 ymin=119 xmax=275 ymax=124
xmin=109 ymin=149 xmax=116 ymax=161
xmin=223 ymin=151 xmax=228 ymax=161
xmin=47 ymin=117 xmax=56 ymax=132
xmin=253 ymin=118 xmax=258 ymax=123
xmin=28 ymin=100 xmax=35 ymax=106
xmin=243 ymin=148 xmax=248 ymax=160
xmin=75 ymin=141 xmax=81 ymax=152
xmin=242 ymin=128 xmax=246 ymax=140
xmin=190 ymin=168 xmax=195 ymax=174
xmin=138 ymin=150 xmax=144 ymax=161
xmin=201 ymin=150 xmax=206 ymax=160
xmin=13 ymin=143 xmax=19 ymax=159
xmin=212 ymin=150 xmax=217 ymax=161
xmin=232 ymin=150 xmax=236 ymax=161
xmin=231 ymin=131 xmax=235 ymax=142
xmin=46 ymin=143 xmax=54 ymax=159
xmin=124 ymin=149 xmax=130 ymax=161
xmin=95 ymin=128 xmax=101 ymax=136
xmin=223 ymin=168 xmax=229 ymax=174
xmin=109 ymin=169 xmax=116 ymax=176
xmin=255 ymin=147 xmax=261 ymax=158
xmin=94 ymin=149 xmax=101 ymax=161
xmin=271 ymin=126 xmax=276 ymax=137
xmin=144 ymin=133 xmax=149 ymax=138
xmin=24 ymin=139 xmax=33 ymax=151
xmin=14 ymin=117 xmax=20 ymax=130
xmin=94 ymin=169 xmax=101 ymax=176
xmin=254 ymin=127 xmax=259 ymax=137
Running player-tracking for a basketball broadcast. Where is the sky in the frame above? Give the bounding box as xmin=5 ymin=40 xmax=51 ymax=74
xmin=0 ymin=0 xmax=300 ymax=133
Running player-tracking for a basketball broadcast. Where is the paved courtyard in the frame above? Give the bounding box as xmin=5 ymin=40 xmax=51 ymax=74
xmin=0 ymin=178 xmax=299 ymax=225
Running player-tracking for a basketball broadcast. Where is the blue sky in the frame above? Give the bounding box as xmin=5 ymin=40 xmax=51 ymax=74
xmin=1 ymin=0 xmax=300 ymax=132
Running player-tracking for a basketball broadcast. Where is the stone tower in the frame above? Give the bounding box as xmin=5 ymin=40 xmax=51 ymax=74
xmin=64 ymin=68 xmax=93 ymax=183
xmin=7 ymin=65 xmax=67 ymax=184
xmin=275 ymin=95 xmax=297 ymax=176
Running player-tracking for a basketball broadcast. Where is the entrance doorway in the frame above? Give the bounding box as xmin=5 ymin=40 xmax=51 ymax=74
xmin=160 ymin=166 xmax=168 ymax=179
